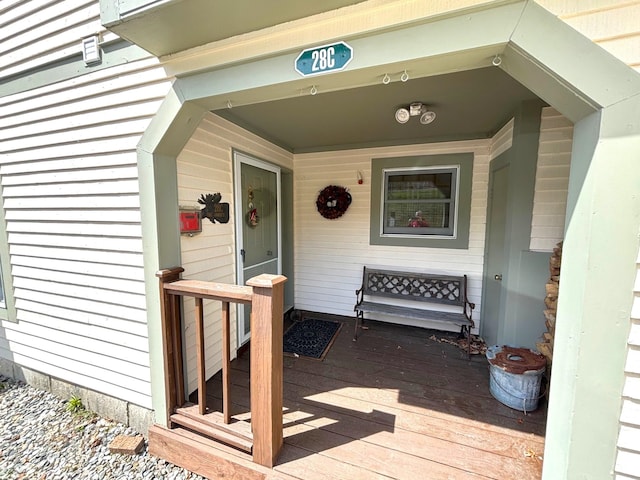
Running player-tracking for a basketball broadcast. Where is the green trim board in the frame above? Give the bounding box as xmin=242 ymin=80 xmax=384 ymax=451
xmin=137 ymin=91 xmax=208 ymax=427
xmin=0 ymin=182 xmax=16 ymax=323
xmin=369 ymin=154 xmax=472 ymax=249
xmin=0 ymin=41 xmax=151 ymax=98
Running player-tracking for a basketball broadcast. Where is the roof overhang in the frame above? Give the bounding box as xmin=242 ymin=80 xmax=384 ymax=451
xmin=99 ymin=0 xmax=366 ymax=56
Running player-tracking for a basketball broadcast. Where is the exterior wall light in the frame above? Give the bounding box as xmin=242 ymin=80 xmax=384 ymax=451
xmin=82 ymin=35 xmax=102 ymax=65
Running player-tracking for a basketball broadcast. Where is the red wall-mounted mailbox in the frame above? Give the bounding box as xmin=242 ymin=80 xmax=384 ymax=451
xmin=179 ymin=209 xmax=202 ymax=235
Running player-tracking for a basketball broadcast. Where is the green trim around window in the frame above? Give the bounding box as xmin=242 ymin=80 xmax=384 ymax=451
xmin=369 ymin=153 xmax=473 ymax=249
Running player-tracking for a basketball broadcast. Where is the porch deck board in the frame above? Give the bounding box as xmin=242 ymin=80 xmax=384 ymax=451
xmin=199 ymin=316 xmax=545 ymax=480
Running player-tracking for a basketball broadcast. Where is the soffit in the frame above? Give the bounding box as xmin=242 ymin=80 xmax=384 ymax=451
xmin=213 ymin=67 xmax=540 ymax=153
xmin=100 ymin=0 xmax=366 ymax=56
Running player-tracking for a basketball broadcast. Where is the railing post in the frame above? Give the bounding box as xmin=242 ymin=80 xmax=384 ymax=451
xmin=246 ymin=274 xmax=287 ymax=468
xmin=156 ymin=267 xmax=185 ymax=426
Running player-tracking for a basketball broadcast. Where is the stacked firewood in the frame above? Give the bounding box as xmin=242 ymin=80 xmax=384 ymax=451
xmin=537 ymin=241 xmax=562 ymax=365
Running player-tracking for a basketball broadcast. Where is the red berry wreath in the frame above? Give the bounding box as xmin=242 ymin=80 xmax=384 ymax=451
xmin=316 ymin=185 xmax=352 ymax=219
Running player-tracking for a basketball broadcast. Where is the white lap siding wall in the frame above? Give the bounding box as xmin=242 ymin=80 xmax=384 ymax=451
xmin=0 ymin=60 xmax=171 ymax=408
xmin=0 ymin=1 xmax=172 ymax=409
xmin=293 ymin=139 xmax=494 ymax=334
xmin=176 ymin=113 xmax=292 ymax=395
xmin=529 ymin=107 xmax=573 ymax=253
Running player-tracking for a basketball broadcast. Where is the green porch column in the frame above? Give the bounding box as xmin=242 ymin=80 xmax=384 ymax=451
xmin=543 ymin=97 xmax=640 ymax=478
xmin=138 ymin=88 xmax=207 ymax=426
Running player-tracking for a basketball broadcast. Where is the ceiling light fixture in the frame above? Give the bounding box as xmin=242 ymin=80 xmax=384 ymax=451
xmin=395 ymin=102 xmax=436 ymax=125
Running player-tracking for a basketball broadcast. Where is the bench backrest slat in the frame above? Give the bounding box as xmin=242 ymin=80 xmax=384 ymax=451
xmin=363 ymin=268 xmax=466 ymax=306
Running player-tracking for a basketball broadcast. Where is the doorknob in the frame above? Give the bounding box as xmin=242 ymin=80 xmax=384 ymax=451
xmin=240 ymin=249 xmax=245 ymax=262
xmin=494 ymin=274 xmax=502 ymax=281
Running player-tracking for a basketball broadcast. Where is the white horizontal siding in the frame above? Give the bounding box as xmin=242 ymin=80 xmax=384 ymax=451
xmin=293 ymin=139 xmax=490 ymax=334
xmin=489 ymin=118 xmax=513 ymax=160
xmin=0 ymin=54 xmax=172 ymax=408
xmin=0 ymin=0 xmax=119 ymax=79
xmin=616 ymin=257 xmax=640 ymax=477
xmin=616 ymin=276 xmax=640 ymax=478
xmin=530 ymin=107 xmax=573 ymax=252
xmin=177 ymin=113 xmax=292 ymax=394
xmin=539 ymin=0 xmax=640 ymax=72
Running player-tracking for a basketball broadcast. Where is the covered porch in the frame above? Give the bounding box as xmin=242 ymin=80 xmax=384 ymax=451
xmin=151 ymin=312 xmax=545 ymax=479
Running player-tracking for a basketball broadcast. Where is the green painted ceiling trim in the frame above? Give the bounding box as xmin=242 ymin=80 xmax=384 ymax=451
xmin=137 ymin=88 xmax=208 ymax=426
xmin=176 ymin=1 xmax=527 ymax=111
xmin=0 ymin=41 xmax=150 ymax=98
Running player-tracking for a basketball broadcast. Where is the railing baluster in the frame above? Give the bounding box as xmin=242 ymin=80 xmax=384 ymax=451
xmin=195 ymin=297 xmax=206 ymax=415
xmin=170 ymin=293 xmax=185 ymax=406
xmin=222 ymin=301 xmax=231 ymax=424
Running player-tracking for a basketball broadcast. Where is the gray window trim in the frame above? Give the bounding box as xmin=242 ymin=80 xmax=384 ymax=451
xmin=370 ymin=153 xmax=473 ymax=249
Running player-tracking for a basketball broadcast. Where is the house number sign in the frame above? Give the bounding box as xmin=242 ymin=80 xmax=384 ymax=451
xmin=295 ymin=41 xmax=353 ymax=77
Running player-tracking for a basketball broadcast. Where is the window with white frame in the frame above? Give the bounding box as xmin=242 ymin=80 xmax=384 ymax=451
xmin=369 ymin=153 xmax=473 ymax=249
xmin=382 ymin=166 xmax=458 ymax=237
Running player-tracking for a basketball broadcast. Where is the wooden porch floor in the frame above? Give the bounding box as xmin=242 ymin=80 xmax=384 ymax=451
xmin=177 ymin=314 xmax=546 ymax=480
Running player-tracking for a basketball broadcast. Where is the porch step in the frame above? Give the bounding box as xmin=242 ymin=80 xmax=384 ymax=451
xmin=170 ymin=405 xmax=253 ymax=453
xmin=149 ymin=425 xmax=264 ymax=480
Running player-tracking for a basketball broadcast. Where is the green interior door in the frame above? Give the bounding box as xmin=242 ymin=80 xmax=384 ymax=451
xmin=234 ymin=152 xmax=281 ymax=346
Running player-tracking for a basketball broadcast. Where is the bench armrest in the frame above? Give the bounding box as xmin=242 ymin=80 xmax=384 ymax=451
xmin=464 ymin=300 xmax=475 ymax=328
xmin=355 ymin=286 xmax=364 ymax=306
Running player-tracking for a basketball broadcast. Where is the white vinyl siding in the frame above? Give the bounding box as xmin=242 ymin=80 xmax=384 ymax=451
xmin=177 ymin=113 xmax=292 ymax=395
xmin=0 ymin=54 xmax=171 ymax=408
xmin=616 ymin=259 xmax=640 ymax=477
xmin=530 ymin=107 xmax=573 ymax=252
xmin=489 ymin=118 xmax=514 ymax=161
xmin=293 ymin=139 xmax=490 ymax=334
xmin=539 ymin=1 xmax=640 ymax=73
xmin=0 ymin=0 xmax=119 ymax=79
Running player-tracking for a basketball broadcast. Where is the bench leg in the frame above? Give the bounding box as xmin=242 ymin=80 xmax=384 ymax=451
xmin=353 ymin=312 xmax=361 ymax=341
xmin=466 ymin=326 xmax=471 ymax=360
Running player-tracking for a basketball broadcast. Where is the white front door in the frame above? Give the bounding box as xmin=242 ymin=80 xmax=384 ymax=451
xmin=234 ymin=152 xmax=281 ymax=346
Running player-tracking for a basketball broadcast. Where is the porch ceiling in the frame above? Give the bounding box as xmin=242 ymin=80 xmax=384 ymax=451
xmin=213 ymin=67 xmax=541 ymax=153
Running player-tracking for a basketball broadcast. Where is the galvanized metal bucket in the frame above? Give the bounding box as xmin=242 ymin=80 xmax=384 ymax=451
xmin=486 ymin=345 xmax=546 ymax=413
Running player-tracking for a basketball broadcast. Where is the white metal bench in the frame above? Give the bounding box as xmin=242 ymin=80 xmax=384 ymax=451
xmin=354 ymin=267 xmax=475 ymax=358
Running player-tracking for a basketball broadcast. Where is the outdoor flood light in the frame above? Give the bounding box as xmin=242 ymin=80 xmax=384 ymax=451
xmin=395 ymin=102 xmax=436 ymax=125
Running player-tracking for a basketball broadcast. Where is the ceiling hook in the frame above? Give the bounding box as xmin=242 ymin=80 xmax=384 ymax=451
xmin=382 ymin=73 xmax=391 ymax=85
xmin=226 ymin=100 xmax=233 ymax=109
xmin=400 ymin=70 xmax=409 ymax=82
xmin=310 ymin=85 xmax=318 ymax=95
xmin=492 ymin=55 xmax=502 ymax=67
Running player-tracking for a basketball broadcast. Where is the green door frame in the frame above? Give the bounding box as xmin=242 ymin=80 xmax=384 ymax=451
xmin=136 ymin=2 xmax=640 ymax=478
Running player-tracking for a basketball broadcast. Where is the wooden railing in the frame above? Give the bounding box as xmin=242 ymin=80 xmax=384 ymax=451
xmin=156 ymin=267 xmax=286 ymax=468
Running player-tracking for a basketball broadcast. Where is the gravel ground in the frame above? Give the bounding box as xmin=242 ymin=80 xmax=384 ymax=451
xmin=0 ymin=375 xmax=207 ymax=480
